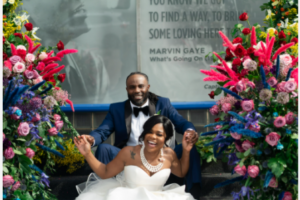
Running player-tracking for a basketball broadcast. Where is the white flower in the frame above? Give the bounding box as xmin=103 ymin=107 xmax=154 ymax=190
xmin=20 ymin=13 xmax=30 ymax=22
xmin=13 ymin=18 xmax=21 ymax=26
xmin=8 ymin=0 xmax=14 ymax=4
xmin=3 ymin=0 xmax=7 ymax=5
xmin=32 ymin=27 xmax=41 ymax=41
xmin=253 ymin=41 xmax=266 ymax=51
xmin=16 ymin=45 xmax=26 ymax=50
xmin=271 ymin=0 xmax=279 ymax=6
xmin=280 ymin=18 xmax=289 ymax=28
xmin=265 ymin=9 xmax=274 ymax=20
xmin=25 ymin=53 xmax=35 ymax=63
xmin=267 ymin=28 xmax=276 ymax=34
xmin=39 ymin=52 xmax=48 ymax=60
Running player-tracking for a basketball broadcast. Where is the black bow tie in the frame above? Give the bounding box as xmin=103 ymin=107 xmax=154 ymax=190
xmin=133 ymin=106 xmax=149 ymax=117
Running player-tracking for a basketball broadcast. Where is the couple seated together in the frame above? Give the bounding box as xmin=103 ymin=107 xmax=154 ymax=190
xmin=74 ymin=72 xmax=201 ymax=200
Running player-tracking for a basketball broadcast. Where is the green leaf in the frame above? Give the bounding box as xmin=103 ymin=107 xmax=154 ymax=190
xmin=291 ymin=134 xmax=298 ymax=139
xmin=220 ymin=112 xmax=226 ymax=120
xmin=268 ymin=158 xmax=285 ymax=178
xmin=20 ymin=192 xmax=34 ymax=200
xmin=3 ymin=166 xmax=8 ymax=173
xmin=18 ymin=155 xmax=33 ymax=165
xmin=29 ymin=144 xmax=37 ymax=152
xmin=8 ymin=34 xmax=15 ymax=42
xmin=19 ymin=163 xmax=31 ymax=174
xmin=38 ymin=125 xmax=46 ymax=137
xmin=3 ymin=120 xmax=7 ymax=129
xmin=220 ymin=125 xmax=230 ymax=130
xmin=244 ymin=148 xmax=251 ymax=157
xmin=17 ymin=138 xmax=26 ymax=142
xmin=281 ymin=176 xmax=288 ymax=183
xmin=214 ymin=87 xmax=222 ymax=96
xmin=10 ymin=167 xmax=17 ymax=176
xmin=13 ymin=148 xmax=23 ymax=155
xmin=236 ymin=152 xmax=243 ymax=159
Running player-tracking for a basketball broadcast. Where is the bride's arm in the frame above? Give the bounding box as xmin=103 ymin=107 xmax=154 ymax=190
xmin=74 ymin=136 xmax=126 ymax=179
xmin=170 ymin=132 xmax=193 ymax=177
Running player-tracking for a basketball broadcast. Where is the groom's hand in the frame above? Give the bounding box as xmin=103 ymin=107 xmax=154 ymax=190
xmin=81 ymin=135 xmax=95 ymax=146
xmin=184 ymin=130 xmax=198 ymax=145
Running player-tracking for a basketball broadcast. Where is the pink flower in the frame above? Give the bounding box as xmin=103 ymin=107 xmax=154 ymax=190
xmin=39 ymin=52 xmax=48 ymax=60
xmin=44 ymin=96 xmax=58 ymax=108
xmin=9 ymin=55 xmax=23 ymax=65
xmin=235 ymin=141 xmax=245 ymax=152
xmin=55 ymin=121 xmax=64 ymax=131
xmin=52 ymin=89 xmax=69 ymax=105
xmin=3 ymin=175 xmax=14 ymax=188
xmin=209 ymin=105 xmax=219 ymax=116
xmin=282 ymin=192 xmax=293 ymax=200
xmin=241 ymin=100 xmax=254 ymax=112
xmin=243 ymin=59 xmax=257 ymax=71
xmin=31 ymin=113 xmax=41 ymax=122
xmin=32 ymin=70 xmax=40 ymax=79
xmin=277 ymin=92 xmax=289 ymax=104
xmin=4 ymin=147 xmax=15 ymax=159
xmin=24 ymin=70 xmax=35 ymax=79
xmin=13 ymin=62 xmax=26 ymax=73
xmin=25 ymin=53 xmax=35 ymax=62
xmin=242 ymin=140 xmax=255 ymax=151
xmin=248 ymin=124 xmax=260 ymax=132
xmin=234 ymin=165 xmax=247 ymax=176
xmin=48 ymin=127 xmax=58 ymax=136
xmin=16 ymin=45 xmax=26 ymax=50
xmin=230 ymin=132 xmax=242 ymax=140
xmin=284 ymin=80 xmax=297 ymax=92
xmin=4 ymin=60 xmax=12 ymax=71
xmin=285 ymin=112 xmax=295 ymax=125
xmin=268 ymin=177 xmax=278 ymax=188
xmin=215 ymin=125 xmax=222 ymax=130
xmin=247 ymin=165 xmax=259 ymax=178
xmin=236 ymin=80 xmax=245 ymax=92
xmin=33 ymin=76 xmax=43 ymax=85
xmin=278 ymin=54 xmax=292 ymax=68
xmin=265 ymin=132 xmax=281 ymax=146
xmin=11 ymin=181 xmax=20 ymax=191
xmin=274 ymin=116 xmax=286 ymax=128
xmin=18 ymin=122 xmax=30 ymax=136
xmin=25 ymin=148 xmax=35 ymax=159
xmin=221 ymin=103 xmax=232 ymax=113
xmin=53 ymin=114 xmax=61 ymax=121
xmin=267 ymin=77 xmax=277 ymax=87
xmin=276 ymin=82 xmax=287 ymax=92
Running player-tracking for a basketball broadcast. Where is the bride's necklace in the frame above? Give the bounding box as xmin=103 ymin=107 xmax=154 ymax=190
xmin=140 ymin=145 xmax=164 ymax=173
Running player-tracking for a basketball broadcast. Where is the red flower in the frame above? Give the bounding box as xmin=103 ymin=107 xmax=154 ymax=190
xmin=3 ymin=53 xmax=8 ymax=60
xmin=279 ymin=40 xmax=287 ymax=46
xmin=13 ymin=33 xmax=22 ymax=39
xmin=45 ymin=75 xmax=56 ymax=85
xmin=247 ymin=47 xmax=255 ymax=55
xmin=242 ymin=28 xmax=251 ymax=35
xmin=232 ymin=58 xmax=242 ymax=66
xmin=226 ymin=47 xmax=234 ymax=57
xmin=24 ymin=23 xmax=33 ymax=31
xmin=58 ymin=73 xmax=66 ymax=83
xmin=278 ymin=30 xmax=286 ymax=39
xmin=240 ymin=69 xmax=249 ymax=77
xmin=3 ymin=36 xmax=5 ymax=44
xmin=214 ymin=118 xmax=220 ymax=122
xmin=17 ymin=49 xmax=26 ymax=60
xmin=234 ymin=44 xmax=247 ymax=57
xmin=232 ymin=37 xmax=243 ymax=44
xmin=239 ymin=12 xmax=249 ymax=21
xmin=57 ymin=40 xmax=64 ymax=51
xmin=208 ymin=91 xmax=215 ymax=99
xmin=291 ymin=37 xmax=298 ymax=44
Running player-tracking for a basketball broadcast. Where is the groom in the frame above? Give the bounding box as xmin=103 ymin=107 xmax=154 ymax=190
xmin=82 ymin=72 xmax=201 ymax=198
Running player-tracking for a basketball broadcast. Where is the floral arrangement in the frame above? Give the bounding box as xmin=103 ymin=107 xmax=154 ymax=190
xmin=3 ymin=1 xmax=80 ymax=199
xmin=199 ymin=9 xmax=298 ymax=200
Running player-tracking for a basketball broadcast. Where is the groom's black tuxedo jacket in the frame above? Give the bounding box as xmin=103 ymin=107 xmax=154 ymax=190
xmin=90 ymin=94 xmax=196 ymax=148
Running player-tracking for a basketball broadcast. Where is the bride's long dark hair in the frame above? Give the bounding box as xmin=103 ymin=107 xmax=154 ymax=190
xmin=138 ymin=115 xmax=174 ymax=146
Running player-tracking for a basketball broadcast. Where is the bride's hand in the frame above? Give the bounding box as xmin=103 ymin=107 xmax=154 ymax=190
xmin=74 ymin=135 xmax=91 ymax=157
xmin=182 ymin=132 xmax=194 ymax=152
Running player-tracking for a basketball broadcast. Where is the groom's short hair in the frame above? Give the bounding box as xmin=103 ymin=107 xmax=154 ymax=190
xmin=126 ymin=72 xmax=149 ymax=83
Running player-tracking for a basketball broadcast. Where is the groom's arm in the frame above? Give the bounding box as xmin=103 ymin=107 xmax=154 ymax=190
xmin=89 ymin=105 xmax=115 ymax=146
xmin=165 ymin=98 xmax=196 ymax=134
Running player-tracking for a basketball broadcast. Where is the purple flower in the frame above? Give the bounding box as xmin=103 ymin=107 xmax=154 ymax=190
xmin=231 ymin=191 xmax=240 ymax=200
xmin=40 ymin=173 xmax=50 ymax=187
xmin=270 ymin=65 xmax=276 ymax=75
xmin=228 ymin=153 xmax=240 ymax=166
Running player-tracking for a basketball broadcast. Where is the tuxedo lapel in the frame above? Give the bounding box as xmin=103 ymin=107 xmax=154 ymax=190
xmin=149 ymin=100 xmax=156 ymax=116
xmin=124 ymin=100 xmax=132 ymax=135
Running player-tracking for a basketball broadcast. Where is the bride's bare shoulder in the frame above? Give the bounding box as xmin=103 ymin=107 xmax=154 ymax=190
xmin=119 ymin=145 xmax=141 ymax=157
xmin=163 ymin=147 xmax=175 ymax=156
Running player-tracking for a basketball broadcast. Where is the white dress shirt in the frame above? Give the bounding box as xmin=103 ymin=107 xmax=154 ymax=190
xmin=126 ymin=100 xmax=150 ymax=146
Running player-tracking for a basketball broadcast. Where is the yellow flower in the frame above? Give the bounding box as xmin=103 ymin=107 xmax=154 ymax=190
xmin=260 ymin=32 xmax=267 ymax=39
xmin=266 ymin=28 xmax=277 ymax=37
xmin=290 ymin=43 xmax=298 ymax=57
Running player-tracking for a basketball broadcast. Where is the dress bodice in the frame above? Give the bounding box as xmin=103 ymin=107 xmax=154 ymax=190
xmin=123 ymin=166 xmax=171 ymax=191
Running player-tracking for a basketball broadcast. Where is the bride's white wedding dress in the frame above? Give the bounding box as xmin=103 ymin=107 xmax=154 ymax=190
xmin=75 ymin=165 xmax=195 ymax=200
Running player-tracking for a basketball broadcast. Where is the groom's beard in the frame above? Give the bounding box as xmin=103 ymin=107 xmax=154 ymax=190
xmin=128 ymin=91 xmax=149 ymax=106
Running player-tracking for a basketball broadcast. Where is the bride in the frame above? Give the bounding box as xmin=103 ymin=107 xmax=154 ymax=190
xmin=74 ymin=115 xmax=195 ymax=200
